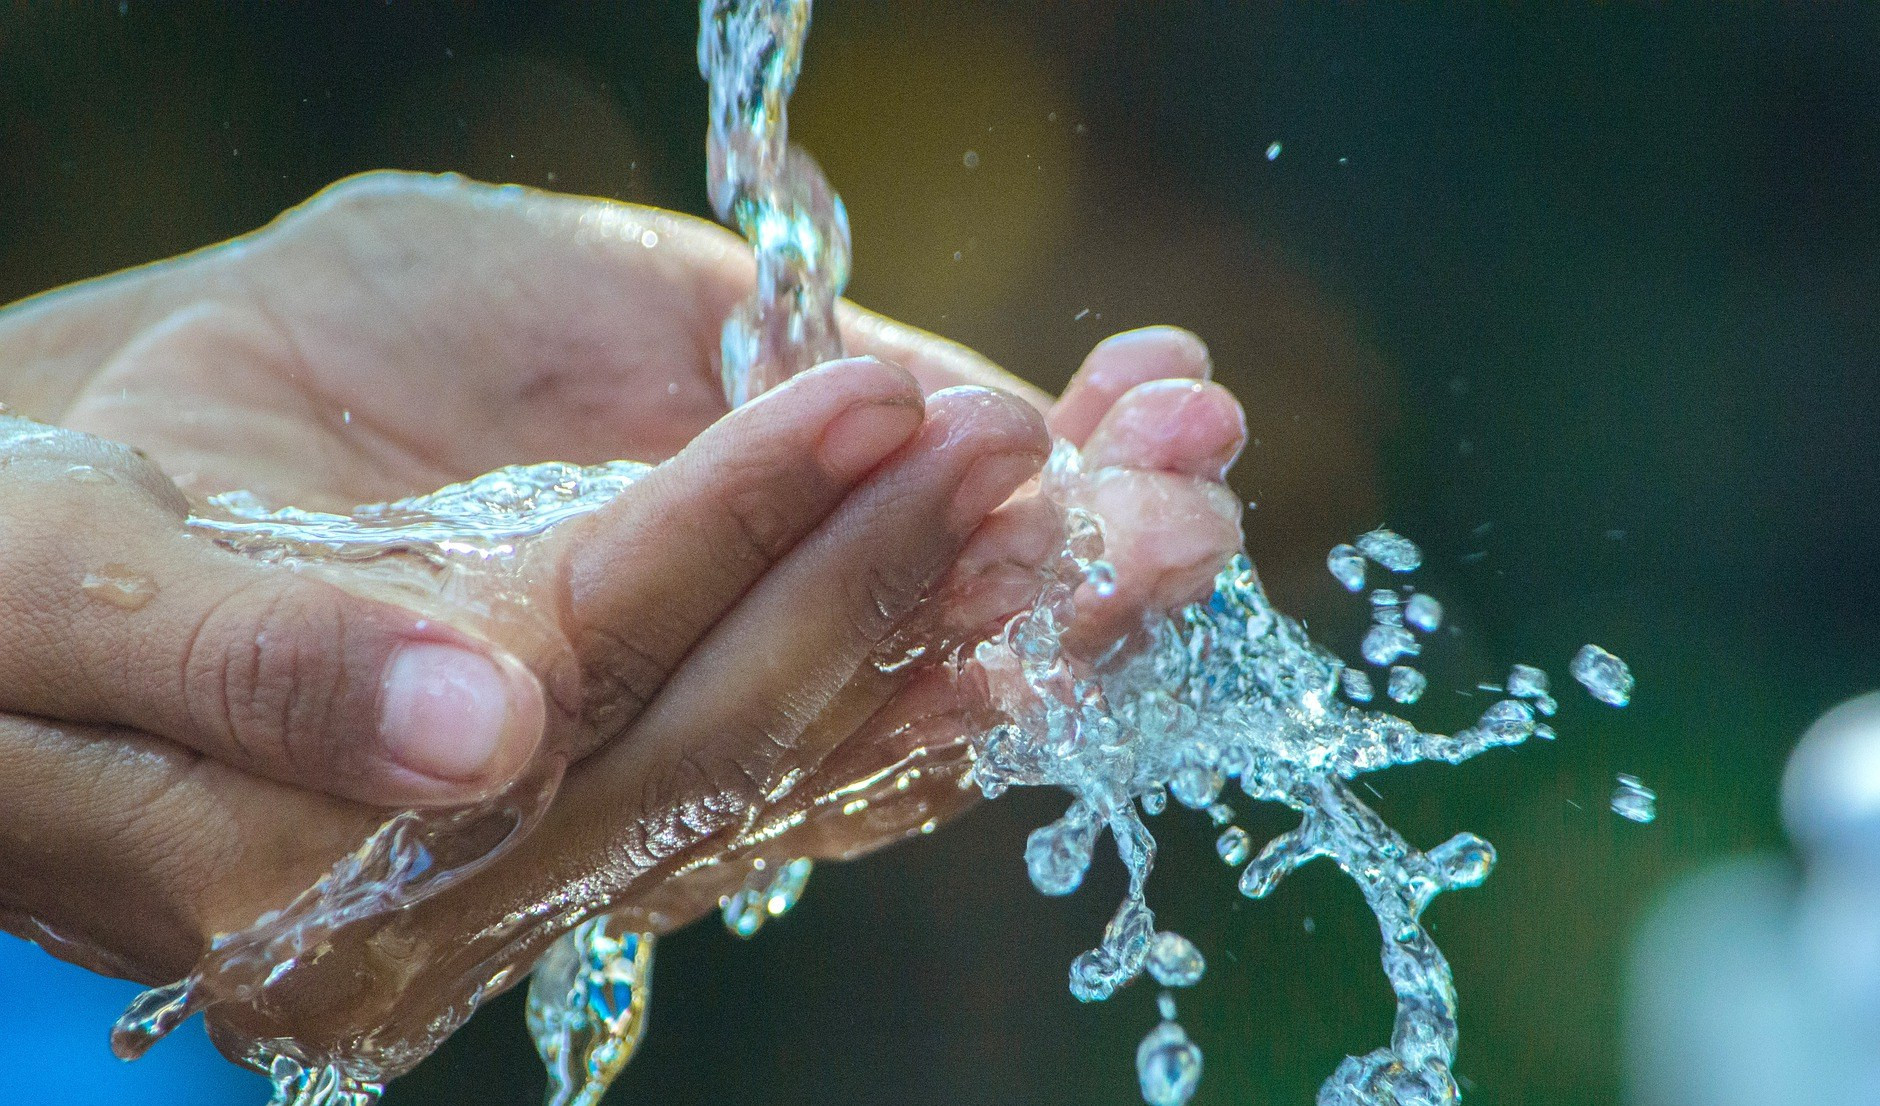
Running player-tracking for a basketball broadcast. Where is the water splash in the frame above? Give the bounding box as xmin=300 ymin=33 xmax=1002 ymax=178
xmin=92 ymin=4 xmax=1640 ymax=1104
xmin=1612 ymin=774 xmax=1658 ymax=824
xmin=720 ymin=857 xmax=815 ymax=939
xmin=519 ymin=5 xmax=846 ymax=1101
xmin=112 ymin=462 xmax=649 ymax=1104
xmin=971 ymin=450 xmax=1624 ymax=1104
xmin=525 ymin=917 xmax=656 ymax=1106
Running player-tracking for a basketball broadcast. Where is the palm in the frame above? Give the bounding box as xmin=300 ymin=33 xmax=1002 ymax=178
xmin=43 ymin=173 xmax=1026 ymax=511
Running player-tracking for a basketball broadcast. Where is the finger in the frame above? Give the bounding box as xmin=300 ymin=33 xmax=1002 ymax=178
xmin=0 ymin=419 xmax=547 ymax=808
xmin=837 ymin=301 xmax=1053 ymax=413
xmin=1049 ymin=326 xmax=1212 ymax=445
xmin=627 ymin=386 xmax=1048 ymax=803
xmin=0 ymin=709 xmax=371 ymax=984
xmin=553 ymin=355 xmax=925 ymax=757
xmin=1081 ymin=377 xmax=1247 ymax=481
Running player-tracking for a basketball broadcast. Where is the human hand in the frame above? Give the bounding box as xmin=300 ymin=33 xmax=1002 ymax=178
xmin=0 ymin=170 xmax=1050 ymax=810
xmin=0 ymin=173 xmax=1245 ymax=1079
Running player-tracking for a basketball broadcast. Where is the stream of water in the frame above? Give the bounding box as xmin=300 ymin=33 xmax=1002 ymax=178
xmin=97 ymin=3 xmax=1641 ymax=1104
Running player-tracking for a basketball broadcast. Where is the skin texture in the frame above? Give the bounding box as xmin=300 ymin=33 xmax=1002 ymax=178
xmin=0 ymin=172 xmax=1246 ymax=1070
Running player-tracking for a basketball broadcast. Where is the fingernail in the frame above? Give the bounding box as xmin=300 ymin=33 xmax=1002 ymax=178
xmin=818 ymin=396 xmax=923 ymax=481
xmin=379 ymin=643 xmax=536 ymax=790
xmin=1089 ymin=326 xmax=1211 ymax=383
xmin=948 ymin=451 xmax=1044 ymax=532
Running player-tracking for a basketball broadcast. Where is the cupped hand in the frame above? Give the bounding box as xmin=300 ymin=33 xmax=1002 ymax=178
xmin=0 ymin=170 xmax=1048 ymax=809
xmin=0 ymin=172 xmax=1246 ymax=1076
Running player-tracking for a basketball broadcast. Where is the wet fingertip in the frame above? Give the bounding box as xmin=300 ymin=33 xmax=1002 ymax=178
xmin=816 ymin=391 xmax=925 ymax=481
xmin=1051 ymin=326 xmax=1213 ymax=444
xmin=1084 ymin=378 xmax=1248 ymax=480
xmin=1088 ymin=326 xmax=1212 ymax=382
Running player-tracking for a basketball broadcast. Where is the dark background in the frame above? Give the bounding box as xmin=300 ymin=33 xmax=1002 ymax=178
xmin=1 ymin=3 xmax=1877 ymax=1104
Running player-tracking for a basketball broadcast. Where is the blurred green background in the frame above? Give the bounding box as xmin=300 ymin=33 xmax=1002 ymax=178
xmin=1 ymin=3 xmax=1876 ymax=1104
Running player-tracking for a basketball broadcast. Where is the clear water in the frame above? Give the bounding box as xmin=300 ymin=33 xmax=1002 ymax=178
xmin=95 ymin=2 xmax=1646 ymax=1104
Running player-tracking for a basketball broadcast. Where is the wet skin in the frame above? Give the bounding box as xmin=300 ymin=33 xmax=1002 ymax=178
xmin=0 ymin=173 xmax=1245 ymax=1069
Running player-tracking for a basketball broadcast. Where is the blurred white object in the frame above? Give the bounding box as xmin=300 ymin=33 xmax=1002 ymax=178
xmin=1627 ymin=691 xmax=1880 ymax=1106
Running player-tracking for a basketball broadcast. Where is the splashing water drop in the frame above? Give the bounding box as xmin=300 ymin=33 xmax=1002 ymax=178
xmin=1137 ymin=1020 xmax=1203 ymax=1106
xmin=1215 ymin=826 xmax=1252 ymax=866
xmin=1611 ymin=774 xmax=1657 ymax=824
xmin=1356 ymin=527 xmax=1423 ymax=572
xmin=1405 ymin=592 xmax=1443 ymax=633
xmin=1361 ymin=623 xmax=1420 ymax=666
xmin=1570 ymin=644 xmax=1634 ymax=707
xmin=527 ymin=919 xmax=655 ymax=1106
xmin=1026 ymin=803 xmax=1101 ymax=896
xmin=1388 ymin=665 xmax=1428 ymax=705
xmin=1506 ymin=663 xmax=1548 ymax=700
xmin=721 ymin=857 xmax=815 ymax=938
xmin=1146 ymin=932 xmax=1206 ymax=987
xmin=1370 ymin=588 xmax=1404 ymax=627
xmin=1327 ymin=543 xmax=1366 ymax=592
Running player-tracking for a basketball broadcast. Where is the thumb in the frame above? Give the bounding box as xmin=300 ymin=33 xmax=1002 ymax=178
xmin=0 ymin=417 xmax=546 ymax=807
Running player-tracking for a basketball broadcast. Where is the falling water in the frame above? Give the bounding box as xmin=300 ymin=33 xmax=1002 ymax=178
xmin=91 ymin=3 xmax=1646 ymax=1105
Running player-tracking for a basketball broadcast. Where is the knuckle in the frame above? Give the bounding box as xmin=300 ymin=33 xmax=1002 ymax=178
xmin=183 ymin=579 xmax=359 ymax=779
xmin=711 ymin=456 xmax=805 ymax=569
xmin=845 ymin=560 xmax=930 ymax=645
xmin=575 ymin=623 xmax=667 ymax=743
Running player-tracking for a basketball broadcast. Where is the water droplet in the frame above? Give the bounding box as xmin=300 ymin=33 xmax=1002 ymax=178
xmin=1356 ymin=528 xmax=1422 ymax=572
xmin=1264 ymin=141 xmax=1282 ymax=161
xmin=1611 ymin=774 xmax=1656 ymax=823
xmin=1326 ymin=543 xmax=1366 ymax=592
xmin=1370 ymin=589 xmax=1403 ymax=627
xmin=1157 ymin=990 xmax=1178 ymax=1021
xmin=1146 ymin=932 xmax=1205 ymax=987
xmin=1140 ymin=786 xmax=1167 ymax=816
xmin=1405 ymin=593 xmax=1442 ymax=633
xmin=1570 ymin=643 xmax=1634 ymax=707
xmin=1340 ymin=667 xmax=1375 ymax=702
xmin=1506 ymin=663 xmax=1548 ymax=699
xmin=1026 ymin=804 xmax=1100 ymax=896
xmin=640 ymin=229 xmax=659 ymax=248
xmin=962 ymin=150 xmax=980 ymax=169
xmin=1084 ymin=560 xmax=1117 ymax=597
xmin=1137 ymin=1020 xmax=1203 ymax=1106
xmin=1361 ymin=624 xmax=1419 ymax=666
xmin=720 ymin=857 xmax=813 ymax=938
xmin=81 ymin=565 xmax=156 ymax=610
xmin=1215 ymin=826 xmax=1251 ymax=866
xmin=1205 ymin=802 xmax=1235 ymax=827
xmin=1169 ymin=765 xmax=1223 ymax=809
xmin=1388 ymin=665 xmax=1427 ymax=704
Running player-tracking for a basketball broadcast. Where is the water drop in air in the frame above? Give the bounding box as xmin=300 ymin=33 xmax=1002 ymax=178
xmin=1405 ymin=593 xmax=1442 ymax=632
xmin=1571 ymin=644 xmax=1634 ymax=707
xmin=1356 ymin=527 xmax=1422 ymax=572
xmin=1326 ymin=543 xmax=1366 ymax=592
xmin=1146 ymin=932 xmax=1205 ymax=987
xmin=1388 ymin=665 xmax=1427 ymax=705
xmin=1137 ymin=1020 xmax=1203 ymax=1106
xmin=1611 ymin=774 xmax=1657 ymax=824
